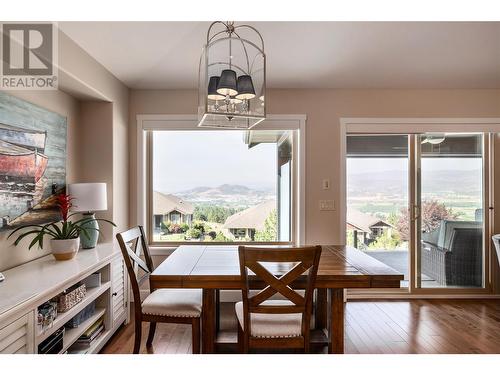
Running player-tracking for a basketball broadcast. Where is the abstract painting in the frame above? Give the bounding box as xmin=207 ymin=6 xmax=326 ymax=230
xmin=0 ymin=91 xmax=67 ymax=230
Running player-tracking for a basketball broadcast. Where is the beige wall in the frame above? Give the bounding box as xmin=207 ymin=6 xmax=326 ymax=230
xmin=57 ymin=31 xmax=130 ymax=236
xmin=129 ymin=89 xmax=500 ymax=242
xmin=0 ymin=30 xmax=130 ymax=271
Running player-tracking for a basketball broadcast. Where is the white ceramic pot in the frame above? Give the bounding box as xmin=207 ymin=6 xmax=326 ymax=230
xmin=50 ymin=238 xmax=80 ymax=261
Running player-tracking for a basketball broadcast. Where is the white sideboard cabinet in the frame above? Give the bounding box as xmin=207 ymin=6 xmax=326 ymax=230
xmin=0 ymin=243 xmax=129 ymax=354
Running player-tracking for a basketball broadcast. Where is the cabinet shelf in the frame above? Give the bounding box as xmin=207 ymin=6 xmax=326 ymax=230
xmin=59 ymin=307 xmax=106 ymax=354
xmin=36 ymin=281 xmax=111 ymax=345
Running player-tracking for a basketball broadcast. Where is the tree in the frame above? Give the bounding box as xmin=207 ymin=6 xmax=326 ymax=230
xmin=193 ymin=205 xmax=240 ymax=224
xmin=368 ymin=230 xmax=401 ymax=250
xmin=395 ymin=199 xmax=458 ymax=241
xmin=254 ymin=210 xmax=277 ymax=241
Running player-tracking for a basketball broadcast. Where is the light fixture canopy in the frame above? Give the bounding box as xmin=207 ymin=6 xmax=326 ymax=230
xmin=198 ymin=21 xmax=266 ymax=129
xmin=422 ymin=133 xmax=446 ymax=145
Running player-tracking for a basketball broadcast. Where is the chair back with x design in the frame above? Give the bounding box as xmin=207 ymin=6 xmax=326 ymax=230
xmin=238 ymin=245 xmax=322 ymax=339
xmin=116 ymin=226 xmax=154 ymax=317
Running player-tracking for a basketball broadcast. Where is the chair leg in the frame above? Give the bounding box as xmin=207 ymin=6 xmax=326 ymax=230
xmin=146 ymin=322 xmax=156 ymax=347
xmin=191 ymin=318 xmax=200 ymax=354
xmin=304 ymin=336 xmax=310 ymax=354
xmin=237 ymin=323 xmax=249 ymax=354
xmin=133 ymin=319 xmax=142 ymax=354
xmin=215 ymin=289 xmax=220 ymax=332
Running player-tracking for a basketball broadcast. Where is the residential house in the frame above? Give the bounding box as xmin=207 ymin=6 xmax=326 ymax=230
xmin=153 ymin=191 xmax=194 ymax=229
xmin=346 ymin=208 xmax=392 ymax=247
xmin=223 ymin=200 xmax=276 ymax=240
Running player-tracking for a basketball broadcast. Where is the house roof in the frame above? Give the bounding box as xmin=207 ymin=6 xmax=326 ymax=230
xmin=347 ymin=208 xmax=392 ymax=233
xmin=153 ymin=191 xmax=194 ymax=216
xmin=223 ymin=200 xmax=276 ymax=231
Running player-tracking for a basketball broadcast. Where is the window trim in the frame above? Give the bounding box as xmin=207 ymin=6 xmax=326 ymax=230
xmin=136 ymin=114 xmax=306 ymax=249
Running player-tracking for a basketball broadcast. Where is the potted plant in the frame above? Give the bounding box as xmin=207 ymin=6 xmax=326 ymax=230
xmin=8 ymin=193 xmax=116 ymax=260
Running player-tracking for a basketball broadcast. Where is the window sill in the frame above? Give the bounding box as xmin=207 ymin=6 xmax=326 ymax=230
xmin=148 ymin=242 xmax=295 ymax=256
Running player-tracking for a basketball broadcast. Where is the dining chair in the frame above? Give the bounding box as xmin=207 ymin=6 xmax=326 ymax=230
xmin=116 ymin=226 xmax=202 ymax=354
xmin=493 ymin=234 xmax=500 ymax=268
xmin=236 ymin=245 xmax=322 ymax=353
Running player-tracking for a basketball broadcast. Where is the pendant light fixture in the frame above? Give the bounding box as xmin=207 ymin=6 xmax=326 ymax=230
xmin=198 ymin=21 xmax=266 ymax=129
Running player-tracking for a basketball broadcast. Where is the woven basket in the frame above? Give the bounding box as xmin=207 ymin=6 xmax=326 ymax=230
xmin=57 ymin=284 xmax=87 ymax=312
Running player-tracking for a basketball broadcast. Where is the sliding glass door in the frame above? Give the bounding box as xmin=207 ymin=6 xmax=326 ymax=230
xmin=417 ymin=133 xmax=485 ymax=289
xmin=346 ymin=135 xmax=410 ymax=288
xmin=346 ymin=131 xmax=489 ymax=293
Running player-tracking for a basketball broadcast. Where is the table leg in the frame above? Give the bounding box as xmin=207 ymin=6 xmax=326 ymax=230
xmin=315 ymin=288 xmax=327 ymax=331
xmin=202 ymin=289 xmax=216 ymax=354
xmin=328 ymin=288 xmax=345 ymax=354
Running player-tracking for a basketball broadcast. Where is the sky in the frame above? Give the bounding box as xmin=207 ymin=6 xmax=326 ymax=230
xmin=153 ymin=130 xmax=278 ymax=193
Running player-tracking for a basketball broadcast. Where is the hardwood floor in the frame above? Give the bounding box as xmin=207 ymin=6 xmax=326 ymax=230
xmin=101 ymin=299 xmax=500 ymax=354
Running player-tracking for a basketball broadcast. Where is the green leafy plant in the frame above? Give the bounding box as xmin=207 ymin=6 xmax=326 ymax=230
xmin=186 ymin=228 xmax=202 ymax=239
xmin=8 ymin=193 xmax=116 ymax=250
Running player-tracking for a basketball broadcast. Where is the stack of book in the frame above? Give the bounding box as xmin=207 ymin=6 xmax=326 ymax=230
xmin=70 ymin=317 xmax=104 ymax=352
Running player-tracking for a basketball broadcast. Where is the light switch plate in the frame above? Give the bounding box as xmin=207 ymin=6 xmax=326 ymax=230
xmin=322 ymin=179 xmax=330 ymax=190
xmin=319 ymin=200 xmax=335 ymax=211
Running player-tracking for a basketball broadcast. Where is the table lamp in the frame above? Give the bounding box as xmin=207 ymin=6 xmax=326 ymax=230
xmin=67 ymin=183 xmax=107 ymax=249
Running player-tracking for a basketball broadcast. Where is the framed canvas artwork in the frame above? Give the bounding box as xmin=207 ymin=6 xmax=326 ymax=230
xmin=0 ymin=92 xmax=67 ymax=230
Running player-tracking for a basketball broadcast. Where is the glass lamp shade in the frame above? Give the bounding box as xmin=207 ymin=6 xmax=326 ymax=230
xmin=235 ymin=75 xmax=256 ymax=100
xmin=216 ymin=69 xmax=238 ymax=96
xmin=207 ymin=76 xmax=225 ymax=100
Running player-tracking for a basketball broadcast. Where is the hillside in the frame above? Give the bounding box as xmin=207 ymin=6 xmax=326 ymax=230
xmin=172 ymin=184 xmax=275 ymax=208
xmin=348 ymin=169 xmax=481 ymax=198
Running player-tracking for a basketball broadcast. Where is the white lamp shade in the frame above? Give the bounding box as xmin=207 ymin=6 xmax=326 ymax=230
xmin=68 ymin=183 xmax=108 ymax=212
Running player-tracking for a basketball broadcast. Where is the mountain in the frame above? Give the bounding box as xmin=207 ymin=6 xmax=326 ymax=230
xmin=348 ymin=169 xmax=481 ymax=198
xmin=172 ymin=184 xmax=275 ymax=208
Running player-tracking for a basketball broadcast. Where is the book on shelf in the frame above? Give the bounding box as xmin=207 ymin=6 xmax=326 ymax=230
xmin=77 ymin=324 xmax=104 ymax=345
xmin=80 ymin=317 xmax=104 ymax=340
xmin=69 ymin=317 xmax=105 ymax=351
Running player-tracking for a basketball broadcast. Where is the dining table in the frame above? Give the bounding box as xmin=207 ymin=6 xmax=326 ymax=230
xmin=150 ymin=245 xmax=403 ymax=354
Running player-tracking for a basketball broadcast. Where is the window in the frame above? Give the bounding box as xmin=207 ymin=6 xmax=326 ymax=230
xmin=147 ymin=128 xmax=297 ymax=244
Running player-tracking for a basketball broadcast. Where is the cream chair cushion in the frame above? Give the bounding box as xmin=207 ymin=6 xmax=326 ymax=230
xmin=142 ymin=289 xmax=202 ymax=318
xmin=235 ymin=300 xmax=303 ymax=338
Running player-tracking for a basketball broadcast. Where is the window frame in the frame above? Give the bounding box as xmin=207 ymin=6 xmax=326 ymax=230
xmin=136 ymin=114 xmax=306 ymax=250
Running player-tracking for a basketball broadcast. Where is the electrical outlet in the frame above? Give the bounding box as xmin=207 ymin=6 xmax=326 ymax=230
xmin=319 ymin=200 xmax=335 ymax=211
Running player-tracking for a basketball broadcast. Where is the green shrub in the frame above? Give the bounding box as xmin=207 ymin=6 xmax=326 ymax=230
xmin=160 ymin=221 xmax=169 ymax=232
xmin=180 ymin=223 xmax=189 ymax=233
xmin=186 ymin=228 xmax=202 ymax=239
xmin=214 ymin=231 xmax=230 ymax=242
xmin=193 ymin=221 xmax=206 ymax=234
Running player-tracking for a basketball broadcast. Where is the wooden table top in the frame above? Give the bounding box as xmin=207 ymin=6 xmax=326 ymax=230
xmin=150 ymin=245 xmax=404 ymax=289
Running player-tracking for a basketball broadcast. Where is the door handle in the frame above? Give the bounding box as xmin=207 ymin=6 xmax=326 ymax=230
xmin=411 ymin=205 xmax=420 ymax=221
